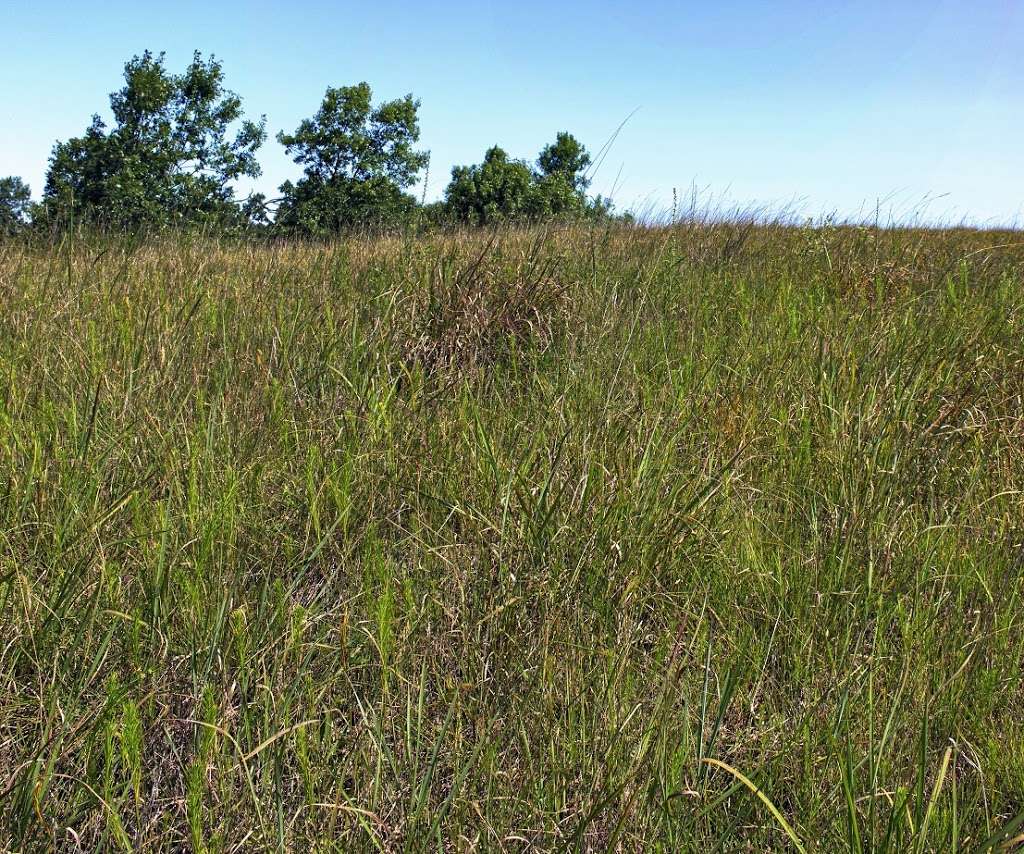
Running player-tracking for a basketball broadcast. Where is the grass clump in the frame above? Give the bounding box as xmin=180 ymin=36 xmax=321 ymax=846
xmin=0 ymin=221 xmax=1023 ymax=851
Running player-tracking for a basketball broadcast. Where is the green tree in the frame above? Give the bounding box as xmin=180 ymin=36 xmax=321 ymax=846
xmin=537 ymin=132 xmax=591 ymax=192
xmin=0 ymin=177 xmax=32 ymax=235
xmin=444 ymin=133 xmax=597 ymax=225
xmin=275 ymin=83 xmax=429 ymax=235
xmin=531 ymin=132 xmax=593 ymax=218
xmin=444 ymin=146 xmax=535 ymax=226
xmin=43 ymin=51 xmax=266 ymax=230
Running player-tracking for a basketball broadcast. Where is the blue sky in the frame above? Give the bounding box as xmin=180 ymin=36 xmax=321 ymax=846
xmin=2 ymin=1 xmax=1021 ymax=224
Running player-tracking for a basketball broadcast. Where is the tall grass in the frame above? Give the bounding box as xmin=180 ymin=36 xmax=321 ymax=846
xmin=1 ymin=221 xmax=1022 ymax=850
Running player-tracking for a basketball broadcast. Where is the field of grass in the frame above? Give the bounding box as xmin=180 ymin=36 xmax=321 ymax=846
xmin=1 ymin=221 xmax=1023 ymax=851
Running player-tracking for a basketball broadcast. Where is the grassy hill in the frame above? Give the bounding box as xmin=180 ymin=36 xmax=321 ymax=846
xmin=1 ymin=222 xmax=1022 ymax=850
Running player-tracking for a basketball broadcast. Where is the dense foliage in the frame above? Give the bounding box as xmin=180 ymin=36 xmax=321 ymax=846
xmin=445 ymin=146 xmax=536 ymax=225
xmin=274 ymin=83 xmax=429 ymax=235
xmin=0 ymin=177 xmax=32 ymax=235
xmin=2 ymin=51 xmax=617 ymax=237
xmin=443 ymin=133 xmax=603 ymax=226
xmin=39 ymin=51 xmax=266 ymax=231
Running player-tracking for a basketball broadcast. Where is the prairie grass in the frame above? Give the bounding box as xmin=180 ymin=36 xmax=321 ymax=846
xmin=0 ymin=221 xmax=1022 ymax=851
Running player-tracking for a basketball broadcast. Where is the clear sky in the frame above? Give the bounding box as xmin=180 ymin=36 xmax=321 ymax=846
xmin=2 ymin=1 xmax=1021 ymax=224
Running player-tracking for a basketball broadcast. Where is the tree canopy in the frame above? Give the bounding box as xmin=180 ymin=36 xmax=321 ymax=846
xmin=0 ymin=177 xmax=33 ymax=235
xmin=442 ymin=133 xmax=597 ymax=226
xmin=0 ymin=50 xmax=618 ymax=239
xmin=538 ymin=132 xmax=591 ymax=192
xmin=444 ymin=147 xmax=535 ymax=226
xmin=42 ymin=51 xmax=266 ymax=230
xmin=275 ymin=83 xmax=429 ymax=235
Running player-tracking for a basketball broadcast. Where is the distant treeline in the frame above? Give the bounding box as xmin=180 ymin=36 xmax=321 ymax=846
xmin=0 ymin=51 xmax=623 ymax=238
